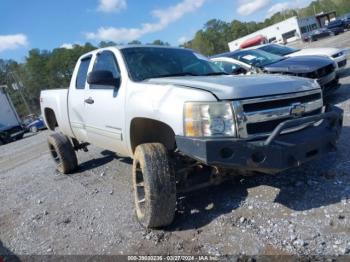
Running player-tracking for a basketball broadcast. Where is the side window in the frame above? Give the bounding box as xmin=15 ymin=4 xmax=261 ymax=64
xmin=76 ymin=57 xmax=91 ymax=89
xmin=91 ymin=51 xmax=121 ymax=89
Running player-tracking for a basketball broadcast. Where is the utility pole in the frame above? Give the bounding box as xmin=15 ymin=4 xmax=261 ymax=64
xmin=8 ymin=71 xmax=32 ymax=115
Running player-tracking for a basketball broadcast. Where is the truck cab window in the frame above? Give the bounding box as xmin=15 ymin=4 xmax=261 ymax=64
xmin=91 ymin=51 xmax=121 ymax=89
xmin=76 ymin=57 xmax=91 ymax=89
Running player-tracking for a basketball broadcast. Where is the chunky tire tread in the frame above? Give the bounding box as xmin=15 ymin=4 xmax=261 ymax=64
xmin=48 ymin=133 xmax=78 ymax=174
xmin=133 ymin=143 xmax=176 ymax=228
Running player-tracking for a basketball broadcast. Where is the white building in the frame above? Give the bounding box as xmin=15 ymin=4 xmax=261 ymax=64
xmin=228 ymin=16 xmax=319 ymax=51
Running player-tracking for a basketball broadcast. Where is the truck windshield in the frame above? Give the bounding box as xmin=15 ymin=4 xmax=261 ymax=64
xmin=229 ymin=49 xmax=284 ymax=67
xmin=121 ymin=47 xmax=225 ymax=81
xmin=259 ymin=44 xmax=299 ymax=56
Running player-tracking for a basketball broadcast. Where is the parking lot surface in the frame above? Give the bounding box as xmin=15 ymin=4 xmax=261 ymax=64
xmin=289 ymin=30 xmax=350 ymax=51
xmin=1 ymin=34 xmax=350 ymax=257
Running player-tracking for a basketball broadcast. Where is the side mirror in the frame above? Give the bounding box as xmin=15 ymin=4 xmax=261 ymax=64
xmin=87 ymin=70 xmax=120 ymax=87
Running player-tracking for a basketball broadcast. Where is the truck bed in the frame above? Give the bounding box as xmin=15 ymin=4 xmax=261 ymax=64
xmin=40 ymin=89 xmax=74 ymax=138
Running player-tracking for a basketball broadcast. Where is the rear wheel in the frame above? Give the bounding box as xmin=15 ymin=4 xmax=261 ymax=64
xmin=132 ymin=143 xmax=176 ymax=228
xmin=48 ymin=133 xmax=78 ymax=174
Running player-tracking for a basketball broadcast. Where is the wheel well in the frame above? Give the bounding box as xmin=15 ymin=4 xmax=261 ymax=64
xmin=44 ymin=108 xmax=58 ymax=131
xmin=130 ymin=118 xmax=176 ymax=154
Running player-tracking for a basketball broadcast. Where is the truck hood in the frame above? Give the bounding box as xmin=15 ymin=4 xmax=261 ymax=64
xmin=288 ymin=47 xmax=340 ymax=58
xmin=145 ymin=74 xmax=319 ymax=100
xmin=263 ymin=56 xmax=333 ymax=74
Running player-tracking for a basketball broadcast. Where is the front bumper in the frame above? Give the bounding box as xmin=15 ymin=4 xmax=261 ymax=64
xmin=176 ymin=106 xmax=343 ymax=174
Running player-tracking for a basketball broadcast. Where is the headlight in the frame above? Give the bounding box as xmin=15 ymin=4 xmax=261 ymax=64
xmin=184 ymin=102 xmax=236 ymax=137
xmin=332 ymin=52 xmax=343 ymax=58
xmin=312 ymin=80 xmax=321 ymax=89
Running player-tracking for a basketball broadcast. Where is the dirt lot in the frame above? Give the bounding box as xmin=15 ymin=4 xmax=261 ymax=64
xmin=1 ymin=33 xmax=350 ymax=258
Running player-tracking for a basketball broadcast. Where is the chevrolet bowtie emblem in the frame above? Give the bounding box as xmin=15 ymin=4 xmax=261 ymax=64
xmin=290 ymin=103 xmax=306 ymax=117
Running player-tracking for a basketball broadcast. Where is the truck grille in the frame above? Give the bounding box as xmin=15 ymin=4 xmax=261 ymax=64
xmin=246 ymin=108 xmax=322 ymax=135
xmin=232 ymin=90 xmax=323 ymax=139
xmin=316 ymin=64 xmax=335 ymax=78
xmin=301 ymin=64 xmax=335 ymax=79
xmin=291 ymin=64 xmax=334 ymax=79
xmin=243 ymin=93 xmax=321 ymax=112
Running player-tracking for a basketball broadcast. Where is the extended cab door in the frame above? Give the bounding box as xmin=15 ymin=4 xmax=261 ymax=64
xmin=84 ymin=50 xmax=126 ymax=154
xmin=68 ymin=55 xmax=92 ymax=142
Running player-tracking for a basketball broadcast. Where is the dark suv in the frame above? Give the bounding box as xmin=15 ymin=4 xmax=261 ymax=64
xmin=0 ymin=124 xmax=25 ymax=145
xmin=327 ymin=20 xmax=345 ymax=35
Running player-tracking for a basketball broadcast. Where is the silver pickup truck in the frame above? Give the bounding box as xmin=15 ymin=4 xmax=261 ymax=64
xmin=40 ymin=45 xmax=343 ymax=228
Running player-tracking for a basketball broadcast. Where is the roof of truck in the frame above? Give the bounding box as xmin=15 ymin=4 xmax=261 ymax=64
xmin=79 ymin=45 xmax=192 ymax=59
xmin=116 ymin=44 xmax=186 ymax=50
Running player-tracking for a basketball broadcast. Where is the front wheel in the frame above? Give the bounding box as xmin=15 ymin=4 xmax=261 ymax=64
xmin=132 ymin=143 xmax=176 ymax=228
xmin=30 ymin=126 xmax=38 ymax=133
xmin=47 ymin=133 xmax=78 ymax=174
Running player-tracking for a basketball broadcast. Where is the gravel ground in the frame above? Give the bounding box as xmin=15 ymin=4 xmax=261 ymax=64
xmin=1 ymin=35 xmax=350 ymax=258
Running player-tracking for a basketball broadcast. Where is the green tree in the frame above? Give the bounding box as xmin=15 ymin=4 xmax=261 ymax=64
xmin=128 ymin=40 xmax=142 ymax=45
xmin=184 ymin=19 xmax=230 ymax=55
xmin=150 ymin=40 xmax=170 ymax=46
xmin=99 ymin=41 xmax=117 ymax=48
xmin=0 ymin=59 xmax=32 ymax=117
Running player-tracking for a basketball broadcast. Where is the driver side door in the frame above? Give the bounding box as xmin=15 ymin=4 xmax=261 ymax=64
xmin=84 ymin=50 xmax=126 ymax=154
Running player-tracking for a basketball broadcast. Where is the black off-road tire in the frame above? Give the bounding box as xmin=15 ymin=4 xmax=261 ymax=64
xmin=132 ymin=143 xmax=176 ymax=228
xmin=47 ymin=133 xmax=78 ymax=174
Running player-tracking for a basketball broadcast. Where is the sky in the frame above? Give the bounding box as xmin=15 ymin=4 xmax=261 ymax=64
xmin=0 ymin=0 xmax=313 ymax=61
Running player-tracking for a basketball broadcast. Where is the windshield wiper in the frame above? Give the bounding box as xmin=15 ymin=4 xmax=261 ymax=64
xmin=201 ymin=72 xmax=229 ymax=76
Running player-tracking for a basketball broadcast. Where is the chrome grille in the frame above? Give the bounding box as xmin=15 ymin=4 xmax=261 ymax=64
xmin=295 ymin=64 xmax=335 ymax=79
xmin=232 ymin=90 xmax=323 ymax=139
xmin=316 ymin=64 xmax=335 ymax=78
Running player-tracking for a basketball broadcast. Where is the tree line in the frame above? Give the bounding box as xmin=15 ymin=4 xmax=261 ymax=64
xmin=0 ymin=0 xmax=349 ymax=118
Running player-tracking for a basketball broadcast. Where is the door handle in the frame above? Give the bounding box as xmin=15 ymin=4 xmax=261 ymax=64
xmin=84 ymin=97 xmax=94 ymax=104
